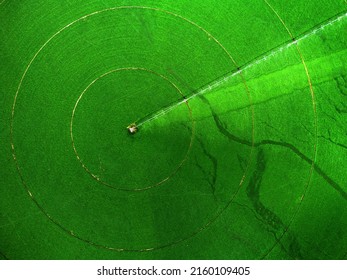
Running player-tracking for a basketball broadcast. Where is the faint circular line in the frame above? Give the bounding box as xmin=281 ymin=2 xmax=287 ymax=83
xmin=10 ymin=6 xmax=255 ymax=252
xmin=70 ymin=67 xmax=195 ymax=191
xmin=261 ymin=0 xmax=318 ymax=259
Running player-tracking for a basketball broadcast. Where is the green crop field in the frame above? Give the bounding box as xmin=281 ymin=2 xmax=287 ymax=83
xmin=0 ymin=0 xmax=346 ymax=260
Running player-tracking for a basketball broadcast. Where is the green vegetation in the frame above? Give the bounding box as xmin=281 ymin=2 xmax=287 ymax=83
xmin=0 ymin=0 xmax=346 ymax=259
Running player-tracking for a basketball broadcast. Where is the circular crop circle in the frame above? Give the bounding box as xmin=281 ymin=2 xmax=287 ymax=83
xmin=4 ymin=1 xmax=345 ymax=261
xmin=71 ymin=67 xmax=194 ymax=191
xmin=10 ymin=6 xmax=254 ymax=251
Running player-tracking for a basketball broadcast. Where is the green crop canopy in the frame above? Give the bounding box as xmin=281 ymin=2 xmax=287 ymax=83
xmin=0 ymin=0 xmax=346 ymax=260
